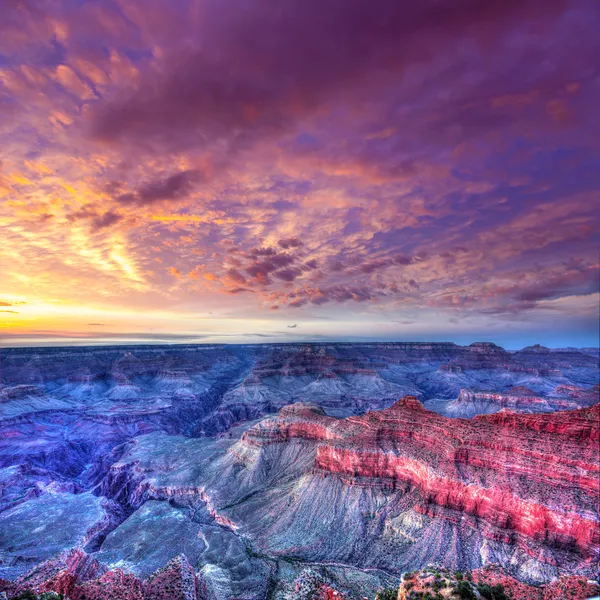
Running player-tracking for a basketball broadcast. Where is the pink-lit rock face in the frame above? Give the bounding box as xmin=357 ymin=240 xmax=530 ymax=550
xmin=472 ymin=565 xmax=600 ymax=600
xmin=289 ymin=569 xmax=349 ymax=600
xmin=397 ymin=565 xmax=600 ymax=600
xmin=240 ymin=397 xmax=599 ymax=566
xmin=2 ymin=551 xmax=204 ymax=600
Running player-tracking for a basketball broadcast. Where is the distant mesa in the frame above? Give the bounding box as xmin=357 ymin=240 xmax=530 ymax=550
xmin=517 ymin=343 xmax=552 ymax=354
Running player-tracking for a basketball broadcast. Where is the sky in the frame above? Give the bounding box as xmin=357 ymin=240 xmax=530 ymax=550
xmin=0 ymin=0 xmax=599 ymax=349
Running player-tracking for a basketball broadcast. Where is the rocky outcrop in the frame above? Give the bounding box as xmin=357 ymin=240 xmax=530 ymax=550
xmin=106 ymin=372 xmax=142 ymax=400
xmin=514 ymin=345 xmax=599 ymax=372
xmin=451 ymin=388 xmax=558 ymax=415
xmin=242 ymin=397 xmax=599 ymax=564
xmin=0 ymin=551 xmax=207 ymax=600
xmin=397 ymin=564 xmax=600 ymax=600
xmin=438 ymin=341 xmax=598 ymax=377
xmin=285 ymin=568 xmax=348 ymax=600
xmin=425 ymin=381 xmax=600 ymax=418
xmin=2 ymin=342 xmax=597 ymax=413
xmin=0 ymin=548 xmax=106 ymax=598
xmin=440 ymin=342 xmax=513 ymax=372
xmin=143 ymin=555 xmax=205 ymax=600
xmin=519 ymin=344 xmax=552 ymax=354
xmin=550 ymin=383 xmax=600 ymax=404
xmin=0 ymin=385 xmax=44 ymax=402
xmin=441 ymin=386 xmax=598 ymax=418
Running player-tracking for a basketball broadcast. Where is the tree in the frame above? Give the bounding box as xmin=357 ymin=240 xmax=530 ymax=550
xmin=477 ymin=583 xmax=508 ymax=600
xmin=453 ymin=580 xmax=476 ymax=600
xmin=10 ymin=592 xmax=37 ymax=600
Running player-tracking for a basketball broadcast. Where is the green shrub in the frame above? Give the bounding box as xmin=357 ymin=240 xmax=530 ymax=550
xmin=453 ymin=580 xmax=476 ymax=600
xmin=10 ymin=591 xmax=37 ymax=600
xmin=477 ymin=583 xmax=508 ymax=600
xmin=376 ymin=588 xmax=398 ymax=600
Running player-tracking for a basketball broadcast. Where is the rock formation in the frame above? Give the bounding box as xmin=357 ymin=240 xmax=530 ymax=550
xmin=0 ymin=343 xmax=598 ymax=599
xmin=222 ymin=398 xmax=598 ymax=576
xmin=436 ymin=384 xmax=599 ymax=418
xmin=396 ymin=564 xmax=600 ymax=600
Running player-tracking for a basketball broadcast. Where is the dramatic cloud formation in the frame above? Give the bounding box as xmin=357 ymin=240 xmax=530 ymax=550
xmin=0 ymin=0 xmax=599 ymax=347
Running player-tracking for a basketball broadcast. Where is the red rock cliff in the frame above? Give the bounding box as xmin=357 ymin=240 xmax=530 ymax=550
xmin=244 ymin=397 xmax=600 ymax=559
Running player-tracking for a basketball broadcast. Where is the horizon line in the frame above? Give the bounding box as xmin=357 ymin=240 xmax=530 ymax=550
xmin=1 ymin=339 xmax=598 ymax=352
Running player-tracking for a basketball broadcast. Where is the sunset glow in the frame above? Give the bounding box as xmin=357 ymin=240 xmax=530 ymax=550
xmin=1 ymin=0 xmax=599 ymax=347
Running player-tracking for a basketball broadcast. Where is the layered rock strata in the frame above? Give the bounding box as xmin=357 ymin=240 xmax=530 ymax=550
xmin=241 ymin=398 xmax=599 ymax=566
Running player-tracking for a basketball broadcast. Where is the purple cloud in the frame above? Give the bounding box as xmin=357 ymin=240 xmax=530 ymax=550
xmin=117 ymin=171 xmax=198 ymax=206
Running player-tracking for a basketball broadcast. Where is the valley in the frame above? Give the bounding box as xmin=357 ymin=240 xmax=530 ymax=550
xmin=0 ymin=342 xmax=598 ymax=599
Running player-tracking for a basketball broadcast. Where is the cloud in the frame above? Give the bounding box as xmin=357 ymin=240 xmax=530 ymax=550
xmin=226 ymin=268 xmax=246 ymax=284
xmin=358 ymin=258 xmax=394 ymax=274
xmin=274 ymin=268 xmax=301 ymax=282
xmin=91 ymin=211 xmax=123 ymax=231
xmin=116 ymin=170 xmax=198 ymax=206
xmin=427 ymin=265 xmax=600 ymax=315
xmin=289 ymin=298 xmax=308 ymax=308
xmin=67 ymin=206 xmax=124 ymax=231
xmin=1 ymin=0 xmax=599 ymax=345
xmin=512 ymin=267 xmax=599 ymax=304
xmin=88 ymin=0 xmax=570 ymax=166
xmin=1 ymin=331 xmax=214 ymax=341
xmin=287 ymin=324 xmax=297 ymax=328
xmin=278 ymin=237 xmax=303 ymax=249
xmin=278 ymin=284 xmax=378 ymax=308
xmin=245 ymin=252 xmax=296 ymax=284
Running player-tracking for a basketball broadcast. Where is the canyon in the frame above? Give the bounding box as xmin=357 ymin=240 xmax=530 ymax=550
xmin=0 ymin=342 xmax=598 ymax=599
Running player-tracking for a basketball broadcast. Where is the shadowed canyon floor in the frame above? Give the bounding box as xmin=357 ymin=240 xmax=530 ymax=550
xmin=0 ymin=343 xmax=598 ymax=599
